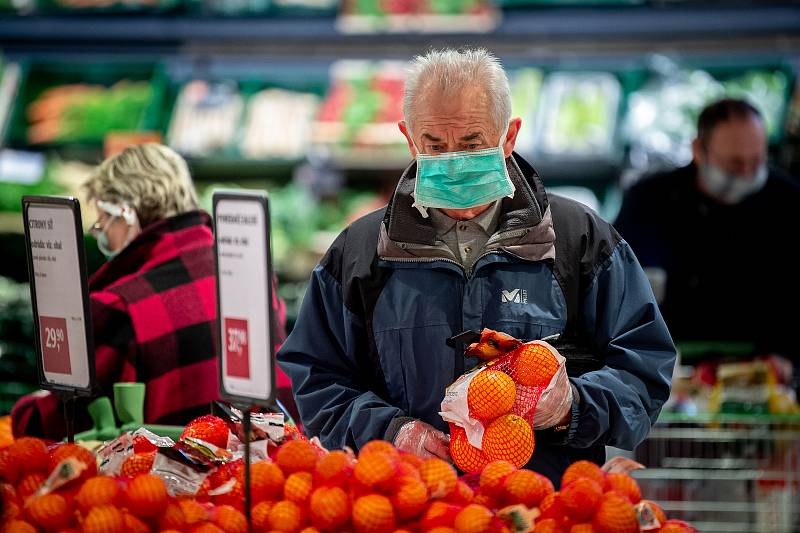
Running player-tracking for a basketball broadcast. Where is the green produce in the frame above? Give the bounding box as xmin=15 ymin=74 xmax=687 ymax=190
xmin=26 ymin=81 xmax=152 ymax=144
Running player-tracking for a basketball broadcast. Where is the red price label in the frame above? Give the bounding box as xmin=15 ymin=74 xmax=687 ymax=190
xmin=39 ymin=316 xmax=71 ymax=374
xmin=224 ymin=318 xmax=250 ymax=379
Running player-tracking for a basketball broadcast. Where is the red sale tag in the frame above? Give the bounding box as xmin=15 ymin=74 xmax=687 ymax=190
xmin=39 ymin=316 xmax=71 ymax=374
xmin=224 ymin=317 xmax=250 ymax=379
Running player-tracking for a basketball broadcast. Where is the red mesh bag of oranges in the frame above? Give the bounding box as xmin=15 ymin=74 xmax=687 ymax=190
xmin=440 ymin=328 xmax=570 ymax=472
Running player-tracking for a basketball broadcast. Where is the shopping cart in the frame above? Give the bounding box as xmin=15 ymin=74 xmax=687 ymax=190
xmin=632 ymin=412 xmax=800 ymax=533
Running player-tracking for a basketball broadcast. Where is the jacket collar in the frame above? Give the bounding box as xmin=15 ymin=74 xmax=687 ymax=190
xmin=378 ymin=152 xmax=556 ymax=263
xmin=89 ymin=210 xmax=212 ymax=291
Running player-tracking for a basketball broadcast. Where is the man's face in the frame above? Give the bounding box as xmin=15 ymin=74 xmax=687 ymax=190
xmin=398 ymin=85 xmax=521 ymax=220
xmin=693 ymin=116 xmax=767 ymax=177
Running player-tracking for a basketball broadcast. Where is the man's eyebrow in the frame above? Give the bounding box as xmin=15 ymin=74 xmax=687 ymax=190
xmin=459 ymin=132 xmax=483 ymax=142
xmin=421 ymin=133 xmax=443 ymax=142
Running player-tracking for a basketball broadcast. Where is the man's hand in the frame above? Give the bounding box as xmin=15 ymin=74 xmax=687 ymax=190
xmin=532 ymin=342 xmax=574 ymax=430
xmin=394 ymin=420 xmax=451 ymax=460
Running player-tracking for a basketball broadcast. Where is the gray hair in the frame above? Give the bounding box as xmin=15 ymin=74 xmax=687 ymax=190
xmin=403 ymin=48 xmax=512 ymax=135
xmin=83 ymin=143 xmax=198 ymax=227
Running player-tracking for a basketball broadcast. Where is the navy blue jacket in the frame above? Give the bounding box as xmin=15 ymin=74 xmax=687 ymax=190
xmin=278 ymin=153 xmax=676 ymax=486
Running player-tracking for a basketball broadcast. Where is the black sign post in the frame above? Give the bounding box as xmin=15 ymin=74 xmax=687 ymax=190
xmin=213 ymin=190 xmax=276 ymax=532
xmin=22 ymin=196 xmax=95 ymax=442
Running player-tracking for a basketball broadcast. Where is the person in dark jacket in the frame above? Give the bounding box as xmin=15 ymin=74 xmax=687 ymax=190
xmin=278 ymin=48 xmax=676 ymax=486
xmin=614 ymin=99 xmax=800 ymax=362
xmin=12 ymin=143 xmax=291 ymax=440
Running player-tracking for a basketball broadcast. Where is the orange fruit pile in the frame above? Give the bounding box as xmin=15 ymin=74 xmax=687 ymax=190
xmin=0 ymin=415 xmax=698 ymax=533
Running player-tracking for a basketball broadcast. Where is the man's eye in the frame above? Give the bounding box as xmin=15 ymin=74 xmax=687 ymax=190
xmin=466 ymin=143 xmax=480 ymax=150
xmin=429 ymin=145 xmax=443 ymax=152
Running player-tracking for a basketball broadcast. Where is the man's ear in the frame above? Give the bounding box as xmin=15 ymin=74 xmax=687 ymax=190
xmin=503 ymin=117 xmax=523 ymax=158
xmin=691 ymin=137 xmax=705 ymax=166
xmin=399 ymin=120 xmax=417 ymax=158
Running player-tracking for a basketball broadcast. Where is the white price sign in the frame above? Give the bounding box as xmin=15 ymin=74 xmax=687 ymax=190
xmin=23 ymin=196 xmax=94 ymax=393
xmin=214 ymin=191 xmax=275 ymax=405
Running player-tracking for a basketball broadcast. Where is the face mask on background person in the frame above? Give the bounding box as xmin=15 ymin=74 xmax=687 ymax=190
xmin=698 ymin=163 xmax=768 ymax=205
xmin=411 ymin=126 xmax=515 ymax=217
xmin=90 ymin=200 xmax=140 ymax=259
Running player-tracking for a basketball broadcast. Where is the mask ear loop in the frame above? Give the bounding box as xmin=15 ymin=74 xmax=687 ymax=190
xmin=410 ymin=136 xmax=430 ymax=219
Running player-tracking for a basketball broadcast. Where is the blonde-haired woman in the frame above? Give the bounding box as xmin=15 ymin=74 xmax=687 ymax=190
xmin=12 ymin=143 xmax=289 ymax=439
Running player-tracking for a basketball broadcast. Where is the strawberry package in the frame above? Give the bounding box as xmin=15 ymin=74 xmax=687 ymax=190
xmin=440 ymin=329 xmax=571 ymax=471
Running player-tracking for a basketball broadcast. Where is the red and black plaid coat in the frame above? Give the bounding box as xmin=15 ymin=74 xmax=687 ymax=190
xmin=12 ymin=210 xmax=289 ymax=439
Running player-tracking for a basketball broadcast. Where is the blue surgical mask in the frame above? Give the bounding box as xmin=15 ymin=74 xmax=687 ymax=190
xmin=95 ymin=222 xmax=119 ymax=259
xmin=90 ymin=200 xmax=140 ymax=259
xmin=412 ymin=129 xmax=515 ymax=217
xmin=699 ymin=163 xmax=768 ymax=205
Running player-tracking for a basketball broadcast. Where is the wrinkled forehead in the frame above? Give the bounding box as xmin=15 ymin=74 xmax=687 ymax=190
xmin=409 ymin=84 xmax=497 ymax=134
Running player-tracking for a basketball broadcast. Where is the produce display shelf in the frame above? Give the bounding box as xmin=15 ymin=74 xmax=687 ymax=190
xmin=0 ymin=5 xmax=798 ymax=44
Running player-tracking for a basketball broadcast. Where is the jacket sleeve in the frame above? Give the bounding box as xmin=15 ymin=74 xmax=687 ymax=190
xmin=11 ymin=290 xmax=135 ymax=440
xmin=567 ymin=240 xmax=676 ymax=450
xmin=277 ymin=265 xmax=405 ymax=451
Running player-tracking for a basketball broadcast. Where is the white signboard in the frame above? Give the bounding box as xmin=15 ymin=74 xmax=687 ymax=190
xmin=22 ymin=196 xmax=94 ymax=393
xmin=214 ymin=191 xmax=275 ymax=405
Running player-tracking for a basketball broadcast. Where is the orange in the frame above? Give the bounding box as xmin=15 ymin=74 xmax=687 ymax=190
xmin=26 ymin=493 xmax=72 ymax=530
xmin=391 ymin=478 xmax=428 ymax=520
xmin=454 ymin=503 xmax=493 ymax=533
xmin=214 ymin=478 xmax=245 ymax=511
xmin=398 ymin=452 xmax=423 ymax=470
xmin=83 ymin=505 xmax=124 ymax=533
xmin=637 ymin=499 xmax=666 ymax=526
xmin=122 ymin=511 xmax=150 ymax=533
xmin=16 ymin=472 xmax=47 ymax=499
xmin=352 ymin=494 xmax=395 ymax=533
xmin=179 ymin=497 xmax=209 ymax=524
xmin=592 ymin=492 xmax=638 ymax=533
xmin=0 ymin=449 xmax=20 ymax=484
xmin=313 ymin=450 xmax=353 ymax=487
xmin=482 ymin=415 xmax=534 ymax=468
xmin=510 ymin=343 xmax=559 ymax=387
xmin=604 ymin=473 xmax=641 ymax=504
xmin=76 ymin=476 xmax=120 ymax=513
xmin=450 ymin=426 xmax=488 ymax=474
xmin=1 ymin=483 xmax=19 ymax=521
xmin=7 ymin=438 xmax=49 ymax=477
xmin=472 ymin=492 xmax=497 ymax=510
xmin=539 ymin=492 xmax=565 ymax=521
xmin=190 ymin=524 xmax=225 ymax=533
xmin=659 ymin=519 xmax=695 ymax=532
xmin=479 ymin=460 xmax=515 ymax=499
xmin=284 ymin=471 xmax=313 ymax=505
xmin=420 ymin=501 xmax=462 ymax=530
xmin=502 ymin=469 xmax=553 ymax=507
xmin=562 ymin=461 xmax=605 ymax=488
xmin=360 ymin=441 xmax=400 ymax=460
xmin=418 ymin=458 xmax=458 ymax=499
xmin=428 ymin=528 xmax=457 ymax=533
xmin=446 ymin=480 xmax=474 ymax=506
xmin=467 ymin=370 xmax=516 ymax=419
xmin=571 ymin=523 xmax=596 ymax=533
xmin=157 ymin=501 xmax=187 ymax=530
xmin=125 ymin=474 xmax=168 ymax=518
xmin=49 ymin=443 xmax=97 ymax=484
xmin=309 ymin=486 xmax=350 ymax=530
xmin=560 ymin=478 xmax=604 ymax=522
xmin=1 ymin=520 xmax=36 ymax=533
xmin=534 ymin=518 xmax=566 ymax=533
xmin=214 ymin=504 xmax=248 ymax=533
xmin=252 ymin=500 xmax=275 ymax=530
xmin=275 ymin=440 xmax=318 ymax=475
xmin=120 ymin=452 xmax=155 ymax=477
xmin=299 ymin=528 xmax=322 ymax=533
xmin=354 ymin=452 xmax=398 ymax=489
xmin=268 ymin=500 xmax=306 ymax=532
xmin=396 ymin=460 xmax=420 ymax=481
xmin=250 ymin=461 xmax=285 ymax=503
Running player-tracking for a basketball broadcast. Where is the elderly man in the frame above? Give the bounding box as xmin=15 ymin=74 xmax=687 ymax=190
xmin=278 ymin=48 xmax=676 ymax=485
